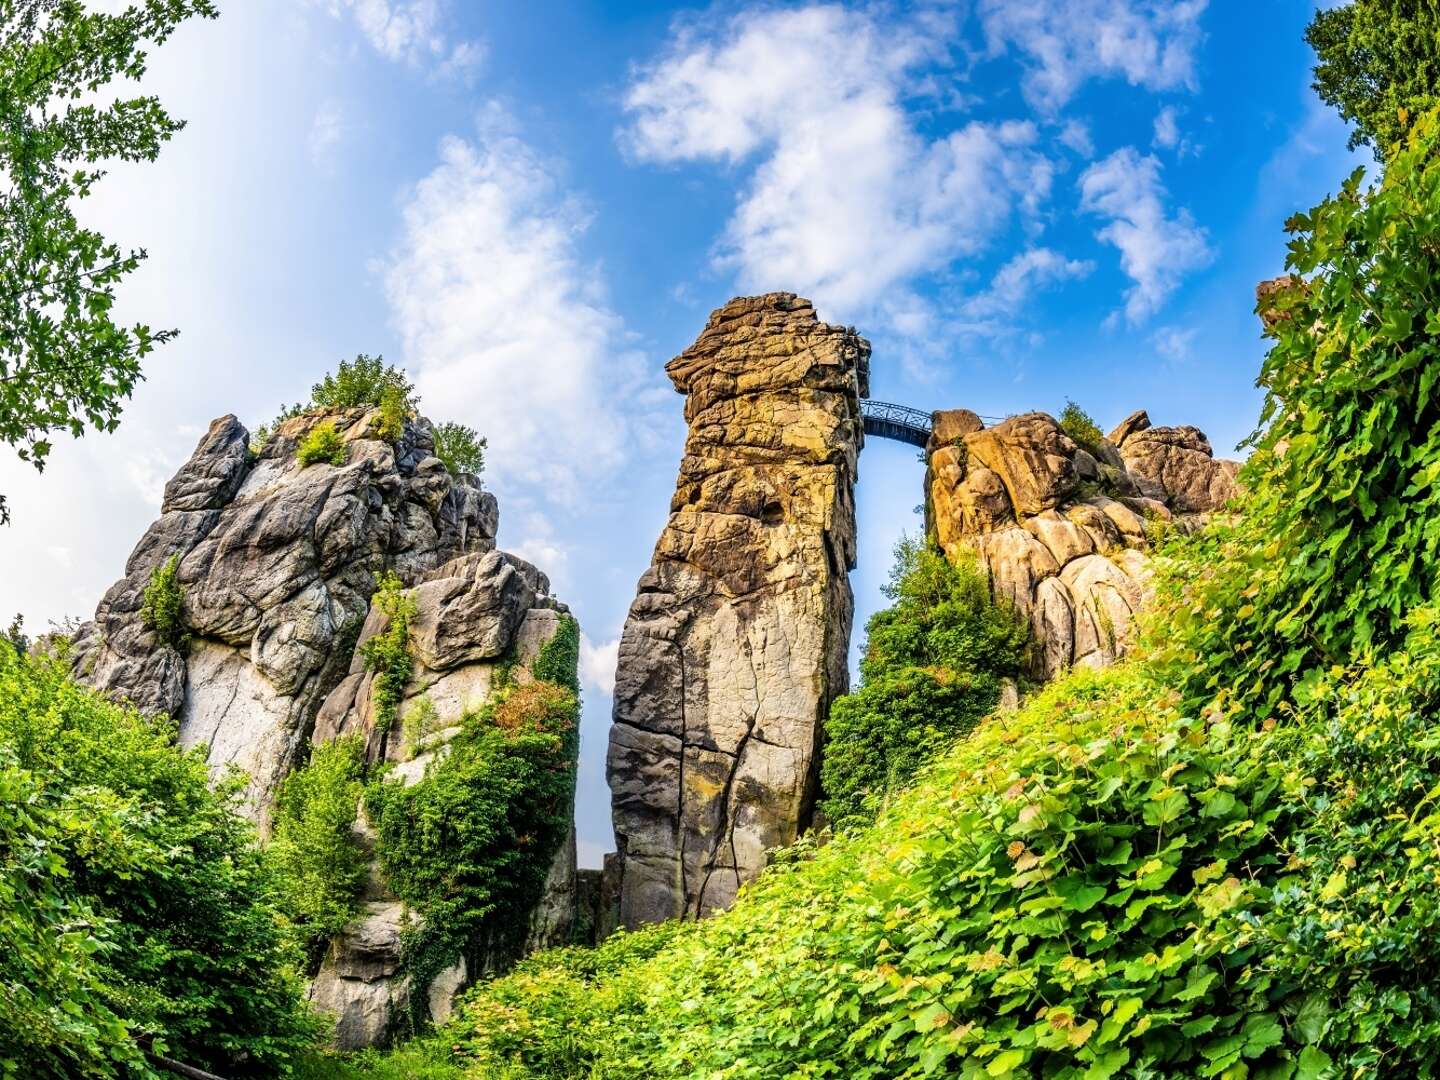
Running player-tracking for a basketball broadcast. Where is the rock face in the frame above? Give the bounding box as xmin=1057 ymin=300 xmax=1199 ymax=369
xmin=608 ymin=293 xmax=869 ymax=929
xmin=309 ymin=548 xmax=573 ymax=1048
xmin=72 ymin=407 xmax=495 ymax=820
xmin=927 ymin=409 xmax=1239 ymax=680
xmin=72 ymin=405 xmax=577 ymax=1049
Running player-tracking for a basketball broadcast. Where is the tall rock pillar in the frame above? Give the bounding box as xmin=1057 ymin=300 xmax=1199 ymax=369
xmin=608 ymin=293 xmax=869 ymax=927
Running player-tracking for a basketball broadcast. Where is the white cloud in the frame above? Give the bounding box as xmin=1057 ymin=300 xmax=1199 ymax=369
xmin=1058 ymin=119 xmax=1095 ymax=158
xmin=383 ymin=105 xmax=662 ymax=511
xmin=622 ymin=5 xmax=1054 ymax=320
xmin=580 ymin=634 xmax=619 ymax=697
xmin=1153 ymin=105 xmax=1180 ymax=148
xmin=979 ymin=0 xmax=1207 ymax=112
xmin=1151 ymin=325 xmax=1197 ymax=362
xmin=1079 ymin=147 xmax=1211 ymax=324
xmin=316 ymin=0 xmax=482 ymax=73
xmin=962 ymin=247 xmax=1093 ymax=321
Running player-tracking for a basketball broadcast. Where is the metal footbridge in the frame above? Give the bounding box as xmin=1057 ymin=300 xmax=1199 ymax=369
xmin=860 ymin=400 xmax=932 ymax=448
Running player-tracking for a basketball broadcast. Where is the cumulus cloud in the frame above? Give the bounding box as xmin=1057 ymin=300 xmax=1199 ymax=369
xmin=1058 ymin=119 xmax=1095 ymax=158
xmin=1079 ymin=147 xmax=1211 ymax=324
xmin=580 ymin=634 xmax=619 ymax=697
xmin=979 ymin=0 xmax=1207 ymax=112
xmin=622 ymin=5 xmax=1054 ymax=321
xmin=316 ymin=0 xmax=482 ymax=73
xmin=962 ymin=247 xmax=1093 ymax=322
xmin=383 ymin=105 xmax=663 ymax=517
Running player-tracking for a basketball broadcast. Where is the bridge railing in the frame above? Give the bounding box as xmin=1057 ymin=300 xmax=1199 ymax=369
xmin=860 ymin=400 xmax=933 ymax=448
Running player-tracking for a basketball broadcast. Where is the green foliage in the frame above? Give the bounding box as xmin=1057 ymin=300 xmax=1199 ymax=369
xmin=432 ymin=421 xmax=487 ymax=477
xmin=533 ymin=613 xmax=581 ymax=694
xmin=0 ymin=0 xmax=218 ymax=526
xmin=296 ymin=419 xmax=347 ymax=468
xmin=364 ymin=677 xmax=580 ymax=1030
xmin=310 ymin=355 xmax=417 ymax=414
xmin=402 ymin=696 xmax=440 ymax=759
xmin=271 ymin=736 xmax=367 ymax=953
xmin=821 ymin=538 xmax=1027 ymax=830
xmin=139 ymin=554 xmax=188 ymax=652
xmin=376 ymin=384 xmax=408 ymax=442
xmin=1308 ymin=1 xmax=1440 ymax=160
xmin=1160 ymin=114 xmax=1440 ymax=716
xmin=0 ymin=647 xmax=317 ymax=1077
xmin=1058 ymin=399 xmax=1105 ymax=455
xmin=5 ymin=614 xmax=27 ymax=656
xmin=360 ymin=572 xmax=417 ymax=735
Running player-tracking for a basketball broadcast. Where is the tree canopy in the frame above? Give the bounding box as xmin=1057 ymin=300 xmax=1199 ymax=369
xmin=0 ymin=0 xmax=216 ymax=525
xmin=1308 ymin=0 xmax=1440 ymax=160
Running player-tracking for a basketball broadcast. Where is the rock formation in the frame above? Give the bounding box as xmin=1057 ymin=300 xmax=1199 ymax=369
xmin=71 ymin=404 xmax=577 ymax=1048
xmin=308 ymin=548 xmax=573 ymax=1047
xmin=72 ymin=406 xmax=495 ymax=820
xmin=926 ymin=408 xmax=1239 ymax=680
xmin=608 ymin=293 xmax=869 ymax=929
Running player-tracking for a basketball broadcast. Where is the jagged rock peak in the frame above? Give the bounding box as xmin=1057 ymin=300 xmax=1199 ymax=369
xmin=608 ymin=293 xmax=869 ymax=930
xmin=71 ymin=404 xmax=499 ymax=819
xmin=926 ymin=408 xmax=1240 ymax=680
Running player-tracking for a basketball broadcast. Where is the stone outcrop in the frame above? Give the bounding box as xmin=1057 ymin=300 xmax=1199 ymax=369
xmin=308 ymin=548 xmax=573 ymax=1048
xmin=72 ymin=407 xmax=495 ymax=820
xmin=72 ymin=404 xmax=577 ymax=1049
xmin=927 ymin=408 xmax=1239 ymax=680
xmin=608 ymin=293 xmax=868 ymax=929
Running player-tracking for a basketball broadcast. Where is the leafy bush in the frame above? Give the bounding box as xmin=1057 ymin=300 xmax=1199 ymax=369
xmin=360 ymin=572 xmax=417 ymax=735
xmin=1058 ymin=398 xmax=1105 ymax=455
xmin=271 ymin=735 xmax=367 ymax=953
xmin=376 ymin=384 xmax=408 ymax=442
xmin=139 ymin=555 xmax=188 ymax=652
xmin=311 ymin=355 xmax=417 ymax=414
xmin=432 ymin=422 xmax=487 ymax=477
xmin=0 ymin=647 xmax=317 ymax=1077
xmin=821 ymin=538 xmax=1026 ymax=830
xmin=364 ymin=674 xmax=580 ymax=1029
xmin=1308 ymin=1 xmax=1440 ymax=160
xmin=297 ymin=420 xmax=347 ymax=467
xmin=402 ymin=696 xmax=440 ymax=759
xmin=1159 ymin=113 xmax=1440 ymax=717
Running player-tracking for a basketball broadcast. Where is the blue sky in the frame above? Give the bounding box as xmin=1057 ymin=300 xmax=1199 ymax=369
xmin=0 ymin=0 xmax=1361 ymax=866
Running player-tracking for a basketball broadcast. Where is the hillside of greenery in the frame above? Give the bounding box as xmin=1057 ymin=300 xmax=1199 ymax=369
xmin=319 ymin=109 xmax=1440 ymax=1080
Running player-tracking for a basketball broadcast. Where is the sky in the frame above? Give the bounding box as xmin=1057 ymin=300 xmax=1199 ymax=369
xmin=0 ymin=0 xmax=1362 ymax=868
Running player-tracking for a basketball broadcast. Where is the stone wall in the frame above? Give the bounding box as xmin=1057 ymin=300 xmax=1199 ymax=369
xmin=925 ymin=407 xmax=1239 ymax=680
xmin=607 ymin=293 xmax=869 ymax=928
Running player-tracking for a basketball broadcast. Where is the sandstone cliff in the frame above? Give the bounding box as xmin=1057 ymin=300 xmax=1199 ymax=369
xmin=71 ymin=405 xmax=576 ymax=1048
xmin=926 ymin=407 xmax=1239 ymax=679
xmin=608 ymin=293 xmax=869 ymax=928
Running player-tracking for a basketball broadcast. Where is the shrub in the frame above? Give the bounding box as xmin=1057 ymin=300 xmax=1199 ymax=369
xmin=1159 ymin=112 xmax=1440 ymax=717
xmin=311 ymin=355 xmax=416 ymax=413
xmin=376 ymin=384 xmax=408 ymax=442
xmin=402 ymin=696 xmax=440 ymax=759
xmin=0 ymin=647 xmax=318 ymax=1076
xmin=296 ymin=420 xmax=347 ymax=467
xmin=1058 ymin=398 xmax=1105 ymax=456
xmin=821 ymin=538 xmax=1026 ymax=830
xmin=360 ymin=572 xmax=416 ymax=735
xmin=139 ymin=554 xmax=188 ymax=652
xmin=432 ymin=422 xmax=486 ymax=477
xmin=270 ymin=736 xmax=368 ymax=954
xmin=364 ymin=679 xmax=580 ymax=1030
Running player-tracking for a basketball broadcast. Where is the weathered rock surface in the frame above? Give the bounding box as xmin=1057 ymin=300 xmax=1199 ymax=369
xmin=72 ymin=407 xmax=496 ymax=818
xmin=927 ymin=408 xmax=1239 ymax=680
xmin=608 ymin=293 xmax=868 ymax=929
xmin=72 ymin=403 xmax=578 ymax=1050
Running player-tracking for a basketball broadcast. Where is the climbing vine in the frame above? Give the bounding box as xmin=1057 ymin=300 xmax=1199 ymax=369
xmin=360 ymin=572 xmax=416 ymax=734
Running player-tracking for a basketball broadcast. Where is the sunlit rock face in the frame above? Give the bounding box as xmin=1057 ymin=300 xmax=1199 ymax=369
xmin=926 ymin=408 xmax=1240 ymax=680
xmin=71 ymin=406 xmax=495 ymax=822
xmin=608 ymin=293 xmax=870 ymax=929
xmin=71 ymin=405 xmax=578 ymax=1048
